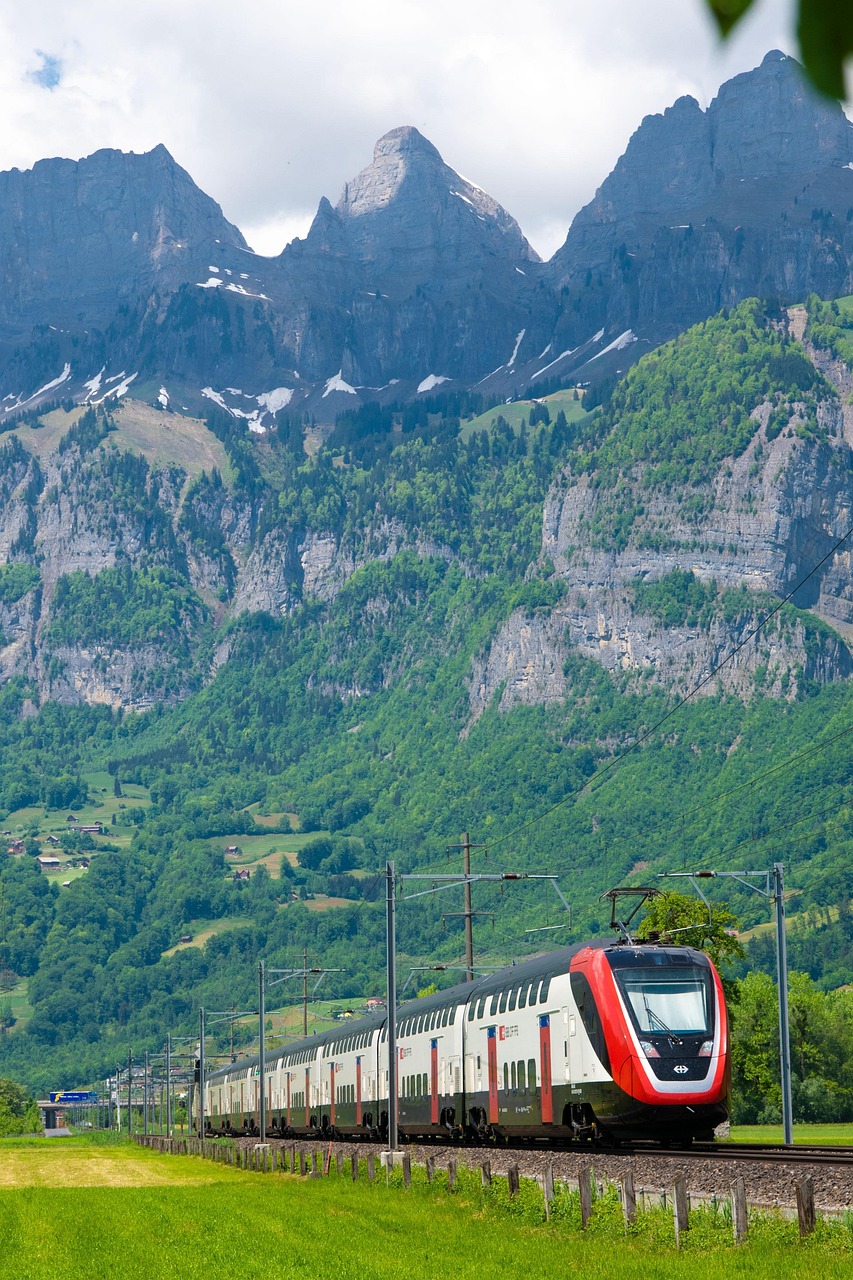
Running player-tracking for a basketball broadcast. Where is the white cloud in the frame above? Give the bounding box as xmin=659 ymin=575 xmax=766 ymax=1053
xmin=0 ymin=0 xmax=816 ymax=259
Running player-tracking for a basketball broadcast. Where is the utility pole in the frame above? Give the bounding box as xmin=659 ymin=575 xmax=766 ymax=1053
xmin=166 ymin=1033 xmax=172 ymax=1137
xmin=143 ymin=1052 xmax=149 ymax=1137
xmin=773 ymin=863 xmax=794 ymax=1146
xmin=198 ymin=1008 xmax=205 ymax=1137
xmin=386 ymin=861 xmax=398 ymax=1153
xmin=127 ymin=1050 xmax=133 ymax=1137
xmin=446 ymin=833 xmax=486 ymax=981
xmin=303 ymin=948 xmax=308 ymax=1037
xmin=258 ymin=960 xmax=266 ymax=1141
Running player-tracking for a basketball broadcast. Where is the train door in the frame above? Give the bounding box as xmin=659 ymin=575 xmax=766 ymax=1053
xmin=430 ymin=1040 xmax=439 ymax=1124
xmin=286 ymin=1072 xmax=291 ymax=1127
xmin=304 ymin=1067 xmax=311 ymax=1127
xmin=487 ymin=1027 xmax=499 ymax=1123
xmin=567 ymin=1007 xmax=583 ymax=1084
xmin=539 ymin=1015 xmax=554 ymax=1124
xmin=356 ymin=1057 xmax=363 ymax=1125
xmin=330 ymin=1063 xmax=336 ymax=1125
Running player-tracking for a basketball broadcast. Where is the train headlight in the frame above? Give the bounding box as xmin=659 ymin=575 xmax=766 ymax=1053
xmin=699 ymin=1040 xmax=714 ymax=1057
xmin=638 ymin=1040 xmax=660 ymax=1058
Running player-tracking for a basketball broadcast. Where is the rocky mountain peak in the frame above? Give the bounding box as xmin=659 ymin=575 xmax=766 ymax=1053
xmin=0 ymin=143 xmax=248 ymax=332
xmin=331 ymin=125 xmax=539 ymax=268
xmin=708 ymin=49 xmax=852 ymax=180
xmin=548 ymin=51 xmax=853 ymax=352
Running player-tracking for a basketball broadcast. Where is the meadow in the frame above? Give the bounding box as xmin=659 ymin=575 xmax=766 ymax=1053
xmin=730 ymin=1124 xmax=853 ymax=1146
xmin=1 ymin=1136 xmax=853 ymax=1279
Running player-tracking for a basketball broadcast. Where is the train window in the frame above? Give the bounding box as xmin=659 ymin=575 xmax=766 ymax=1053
xmin=518 ymin=1061 xmax=526 ymax=1090
xmin=528 ymin=1058 xmax=537 ymax=1087
xmin=539 ymin=977 xmax=551 ymax=1004
xmin=476 ymin=997 xmax=486 ymax=1019
xmin=508 ymin=986 xmax=518 ymax=1012
xmin=518 ymin=985 xmax=527 ymax=1009
xmin=503 ymin=1063 xmax=509 ymax=1091
xmin=467 ymin=1003 xmax=475 ymax=1021
xmin=423 ymin=1073 xmax=428 ymax=1095
xmin=510 ymin=1062 xmax=517 ymax=1091
xmin=498 ymin=990 xmax=508 ymax=1014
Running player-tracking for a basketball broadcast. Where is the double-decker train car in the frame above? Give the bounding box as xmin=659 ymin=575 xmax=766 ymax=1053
xmin=203 ymin=938 xmax=729 ymax=1145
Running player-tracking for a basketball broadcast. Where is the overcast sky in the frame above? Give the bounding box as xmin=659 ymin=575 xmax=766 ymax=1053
xmin=0 ymin=0 xmax=827 ymax=260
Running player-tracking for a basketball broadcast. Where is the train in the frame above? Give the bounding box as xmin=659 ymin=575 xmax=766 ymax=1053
xmin=203 ymin=938 xmax=729 ymax=1146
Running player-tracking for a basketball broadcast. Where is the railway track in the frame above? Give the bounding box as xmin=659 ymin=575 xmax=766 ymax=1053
xmin=234 ymin=1131 xmax=853 ymax=1167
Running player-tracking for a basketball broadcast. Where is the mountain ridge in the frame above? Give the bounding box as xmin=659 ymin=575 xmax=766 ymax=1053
xmin=1 ymin=52 xmax=852 ymax=420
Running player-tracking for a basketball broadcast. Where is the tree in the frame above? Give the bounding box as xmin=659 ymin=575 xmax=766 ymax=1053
xmin=636 ymin=889 xmax=745 ymax=971
xmin=705 ymin=0 xmax=853 ymax=99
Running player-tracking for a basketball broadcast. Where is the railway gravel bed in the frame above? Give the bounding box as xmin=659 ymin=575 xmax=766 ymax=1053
xmin=229 ymin=1135 xmax=853 ymax=1212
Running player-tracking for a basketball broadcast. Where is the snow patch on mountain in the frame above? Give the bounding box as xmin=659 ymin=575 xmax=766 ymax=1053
xmin=323 ymin=371 xmax=357 ymax=398
xmin=417 ymin=374 xmax=449 ymax=393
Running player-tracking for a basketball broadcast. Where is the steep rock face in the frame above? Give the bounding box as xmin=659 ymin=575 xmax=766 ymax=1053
xmin=469 ymin=314 xmax=853 ymax=719
xmin=468 ymin=593 xmax=850 ymax=725
xmin=550 ymin=52 xmax=853 ymax=348
xmin=0 ymin=145 xmax=248 ymax=333
xmin=263 ymin=127 xmax=552 ymax=385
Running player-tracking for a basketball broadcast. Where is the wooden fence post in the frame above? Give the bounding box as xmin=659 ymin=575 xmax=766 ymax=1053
xmin=336 ymin=1152 xmax=344 ymax=1175
xmin=299 ymin=1151 xmax=307 ymax=1176
xmin=507 ymin=1164 xmax=520 ymax=1198
xmin=402 ymin=1153 xmax=411 ymax=1188
xmin=796 ymin=1177 xmax=816 ymax=1237
xmin=448 ymin=1159 xmax=457 ymax=1192
xmin=732 ymin=1177 xmax=748 ymax=1244
xmin=367 ymin=1152 xmax=375 ymax=1182
xmin=480 ymin=1160 xmax=491 ymax=1188
xmin=673 ymin=1175 xmax=689 ymax=1248
xmin=579 ymin=1166 xmax=593 ymax=1229
xmin=351 ymin=1154 xmax=359 ymax=1181
xmin=425 ymin=1156 xmax=435 ymax=1184
xmin=543 ymin=1164 xmax=555 ymax=1221
xmin=621 ymin=1172 xmax=636 ymax=1227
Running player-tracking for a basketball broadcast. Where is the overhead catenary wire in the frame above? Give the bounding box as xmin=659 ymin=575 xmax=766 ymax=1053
xmin=605 ymin=720 xmax=853 ymax=861
xmin=485 ymin=518 xmax=853 ymax=855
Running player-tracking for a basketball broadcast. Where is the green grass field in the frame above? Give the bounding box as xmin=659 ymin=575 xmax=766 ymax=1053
xmin=459 ymin=389 xmax=589 ymax=440
xmin=161 ymin=917 xmax=256 ymax=957
xmin=0 ymin=1136 xmax=852 ymax=1279
xmin=730 ymin=1123 xmax=853 ymax=1146
xmin=220 ymin=829 xmax=331 ymax=876
xmin=2 ymin=772 xmax=153 ymax=873
xmin=3 ymin=978 xmax=33 ymax=1029
xmin=12 ymin=400 xmax=235 ymax=490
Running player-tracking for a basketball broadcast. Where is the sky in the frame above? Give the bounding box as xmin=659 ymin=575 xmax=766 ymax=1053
xmin=0 ymin=0 xmax=824 ymax=261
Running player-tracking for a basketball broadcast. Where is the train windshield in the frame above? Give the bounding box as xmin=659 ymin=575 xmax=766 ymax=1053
xmin=614 ymin=969 xmax=711 ymax=1035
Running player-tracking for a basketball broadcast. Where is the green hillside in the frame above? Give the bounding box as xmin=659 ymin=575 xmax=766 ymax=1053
xmin=0 ymin=298 xmax=852 ymax=1109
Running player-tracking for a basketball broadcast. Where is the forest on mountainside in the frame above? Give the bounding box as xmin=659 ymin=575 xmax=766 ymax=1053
xmin=0 ymin=298 xmax=851 ymax=1112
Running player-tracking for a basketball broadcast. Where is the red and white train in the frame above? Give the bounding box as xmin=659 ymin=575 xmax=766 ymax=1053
xmin=204 ymin=939 xmax=729 ymax=1145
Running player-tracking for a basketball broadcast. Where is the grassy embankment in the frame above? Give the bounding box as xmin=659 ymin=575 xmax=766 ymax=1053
xmin=730 ymin=1124 xmax=853 ymax=1146
xmin=1 ymin=1136 xmax=853 ymax=1279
